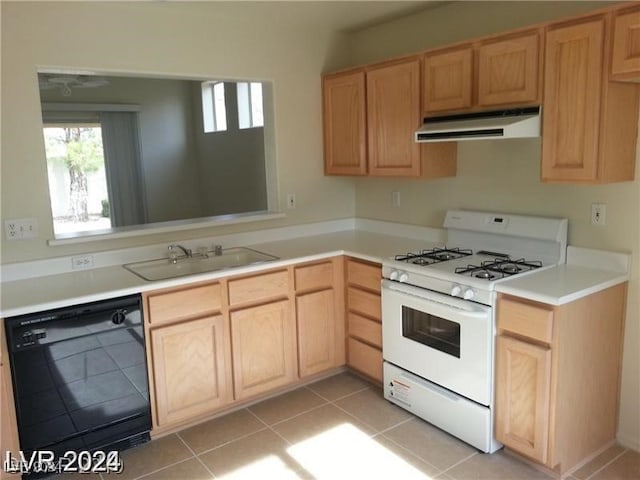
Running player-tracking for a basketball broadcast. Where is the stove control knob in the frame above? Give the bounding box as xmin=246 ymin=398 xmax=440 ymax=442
xmin=398 ymin=271 xmax=409 ymax=283
xmin=462 ymin=288 xmax=475 ymax=300
xmin=451 ymin=284 xmax=462 ymax=296
xmin=389 ymin=270 xmax=400 ymax=280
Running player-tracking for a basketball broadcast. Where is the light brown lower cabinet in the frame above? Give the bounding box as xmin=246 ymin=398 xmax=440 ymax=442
xmin=345 ymin=258 xmax=383 ymax=383
xmin=495 ymin=283 xmax=627 ymax=475
xmin=294 ymin=258 xmax=345 ymax=378
xmin=496 ymin=335 xmax=551 ymax=464
xmin=144 ymin=282 xmax=232 ymax=433
xmin=297 ymin=289 xmax=337 ymax=377
xmin=150 ymin=315 xmax=232 ymax=427
xmin=231 ymin=299 xmax=297 ymax=400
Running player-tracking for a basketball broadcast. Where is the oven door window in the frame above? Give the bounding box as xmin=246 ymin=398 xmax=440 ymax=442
xmin=401 ymin=306 xmax=460 ymax=358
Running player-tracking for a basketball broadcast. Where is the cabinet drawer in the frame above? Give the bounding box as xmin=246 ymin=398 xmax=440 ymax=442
xmin=348 ymin=313 xmax=381 ymax=348
xmin=347 ymin=260 xmax=381 ymax=292
xmin=147 ymin=283 xmax=222 ymax=324
xmin=295 ymin=261 xmax=333 ymax=292
xmin=228 ymin=270 xmax=288 ymax=307
xmin=347 ymin=287 xmax=381 ymax=320
xmin=498 ymin=297 xmax=554 ymax=343
xmin=348 ymin=337 xmax=382 ymax=382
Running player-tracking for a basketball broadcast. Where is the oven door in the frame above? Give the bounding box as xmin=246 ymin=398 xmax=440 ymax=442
xmin=382 ymin=279 xmax=493 ymax=406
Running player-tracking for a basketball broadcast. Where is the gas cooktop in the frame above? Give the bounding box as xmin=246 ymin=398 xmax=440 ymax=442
xmin=393 ymin=247 xmax=543 ymax=281
xmin=383 ymin=210 xmax=568 ymax=305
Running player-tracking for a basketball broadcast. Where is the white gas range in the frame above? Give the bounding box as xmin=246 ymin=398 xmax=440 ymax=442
xmin=381 ymin=210 xmax=567 ymax=453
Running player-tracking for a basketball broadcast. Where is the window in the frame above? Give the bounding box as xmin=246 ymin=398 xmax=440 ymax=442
xmin=43 ymin=124 xmax=111 ymax=235
xmin=201 ymin=81 xmax=227 ymax=133
xmin=237 ymin=82 xmax=264 ymax=129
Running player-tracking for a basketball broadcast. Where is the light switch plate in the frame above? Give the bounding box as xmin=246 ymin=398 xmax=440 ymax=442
xmin=591 ymin=203 xmax=607 ymax=226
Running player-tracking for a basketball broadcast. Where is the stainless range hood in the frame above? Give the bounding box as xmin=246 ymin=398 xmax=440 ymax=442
xmin=415 ymin=106 xmax=540 ymax=143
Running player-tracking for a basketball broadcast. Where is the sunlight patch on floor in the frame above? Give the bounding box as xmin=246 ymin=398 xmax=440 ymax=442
xmin=216 ymin=454 xmax=300 ymax=480
xmin=286 ymin=423 xmax=435 ymax=479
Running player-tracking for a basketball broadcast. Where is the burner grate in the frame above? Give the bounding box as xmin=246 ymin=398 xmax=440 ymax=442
xmin=395 ymin=247 xmax=473 ymax=265
xmin=455 ymin=258 xmax=542 ymax=280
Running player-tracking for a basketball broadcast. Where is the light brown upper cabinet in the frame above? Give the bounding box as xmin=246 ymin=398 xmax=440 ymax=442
xmin=423 ymin=46 xmax=473 ymax=113
xmin=477 ymin=32 xmax=540 ymax=107
xmin=322 ymin=70 xmax=367 ymax=175
xmin=323 ymin=58 xmax=457 ymax=178
xmin=542 ymin=16 xmax=639 ymax=183
xmin=367 ymin=58 xmax=422 ymax=176
xmin=423 ymin=31 xmax=540 ymax=114
xmin=611 ymin=6 xmax=640 ymax=80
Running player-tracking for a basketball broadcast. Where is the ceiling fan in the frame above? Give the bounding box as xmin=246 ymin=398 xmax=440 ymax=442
xmin=39 ymin=74 xmax=109 ymax=97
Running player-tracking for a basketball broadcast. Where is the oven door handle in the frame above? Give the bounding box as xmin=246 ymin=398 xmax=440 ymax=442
xmin=381 ymin=279 xmax=490 ymax=317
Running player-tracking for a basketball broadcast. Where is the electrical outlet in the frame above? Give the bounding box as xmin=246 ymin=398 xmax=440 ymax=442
xmin=4 ymin=218 xmax=38 ymax=240
xmin=392 ymin=191 xmax=401 ymax=207
xmin=71 ymin=255 xmax=94 ymax=270
xmin=591 ymin=203 xmax=607 ymax=226
xmin=287 ymin=193 xmax=296 ymax=209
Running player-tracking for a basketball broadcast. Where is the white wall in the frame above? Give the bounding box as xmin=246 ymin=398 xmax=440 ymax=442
xmin=348 ymin=1 xmax=640 ymax=450
xmin=0 ymin=1 xmax=354 ymax=261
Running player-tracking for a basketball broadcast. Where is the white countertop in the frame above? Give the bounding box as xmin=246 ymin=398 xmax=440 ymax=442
xmin=495 ymin=264 xmax=629 ymax=305
xmin=0 ymin=230 xmax=433 ymax=317
xmin=495 ymin=246 xmax=631 ymax=305
xmin=0 ymin=226 xmax=630 ymax=317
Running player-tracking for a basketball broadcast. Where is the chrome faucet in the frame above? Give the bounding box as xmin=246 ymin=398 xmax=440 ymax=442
xmin=213 ymin=244 xmax=223 ymax=256
xmin=168 ymin=244 xmax=192 ymax=263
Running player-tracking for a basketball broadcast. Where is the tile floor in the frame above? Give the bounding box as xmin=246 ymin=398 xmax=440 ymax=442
xmin=60 ymin=372 xmax=639 ymax=480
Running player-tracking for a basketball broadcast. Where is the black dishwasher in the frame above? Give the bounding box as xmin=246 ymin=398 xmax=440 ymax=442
xmin=5 ymin=294 xmax=151 ymax=461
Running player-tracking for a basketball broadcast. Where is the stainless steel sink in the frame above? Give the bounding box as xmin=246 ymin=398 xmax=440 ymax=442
xmin=124 ymin=247 xmax=279 ymax=281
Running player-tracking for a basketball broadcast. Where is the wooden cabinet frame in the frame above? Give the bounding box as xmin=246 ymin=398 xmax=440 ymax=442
xmin=423 ymin=30 xmax=541 ymax=115
xmin=495 ymin=284 xmax=627 ymax=475
xmin=143 ymin=258 xmax=348 ymax=434
xmin=344 ymin=258 xmax=383 ymax=383
xmin=542 ymin=14 xmax=639 ymax=183
xmin=323 ymin=2 xmax=639 ymax=183
xmin=323 ymin=58 xmax=457 ymax=178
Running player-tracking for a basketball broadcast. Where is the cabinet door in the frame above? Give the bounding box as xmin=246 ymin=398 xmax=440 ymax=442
xmin=151 ymin=315 xmax=232 ymax=427
xmin=542 ymin=19 xmax=604 ymax=182
xmin=611 ymin=8 xmax=640 ymax=78
xmin=477 ymin=32 xmax=540 ymax=106
xmin=231 ymin=300 xmax=297 ymax=399
xmin=297 ymin=289 xmax=337 ymax=377
xmin=495 ymin=335 xmax=551 ymax=464
xmin=423 ymin=46 xmax=473 ymax=113
xmin=367 ymin=59 xmax=422 ymax=176
xmin=323 ymin=70 xmax=367 ymax=175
